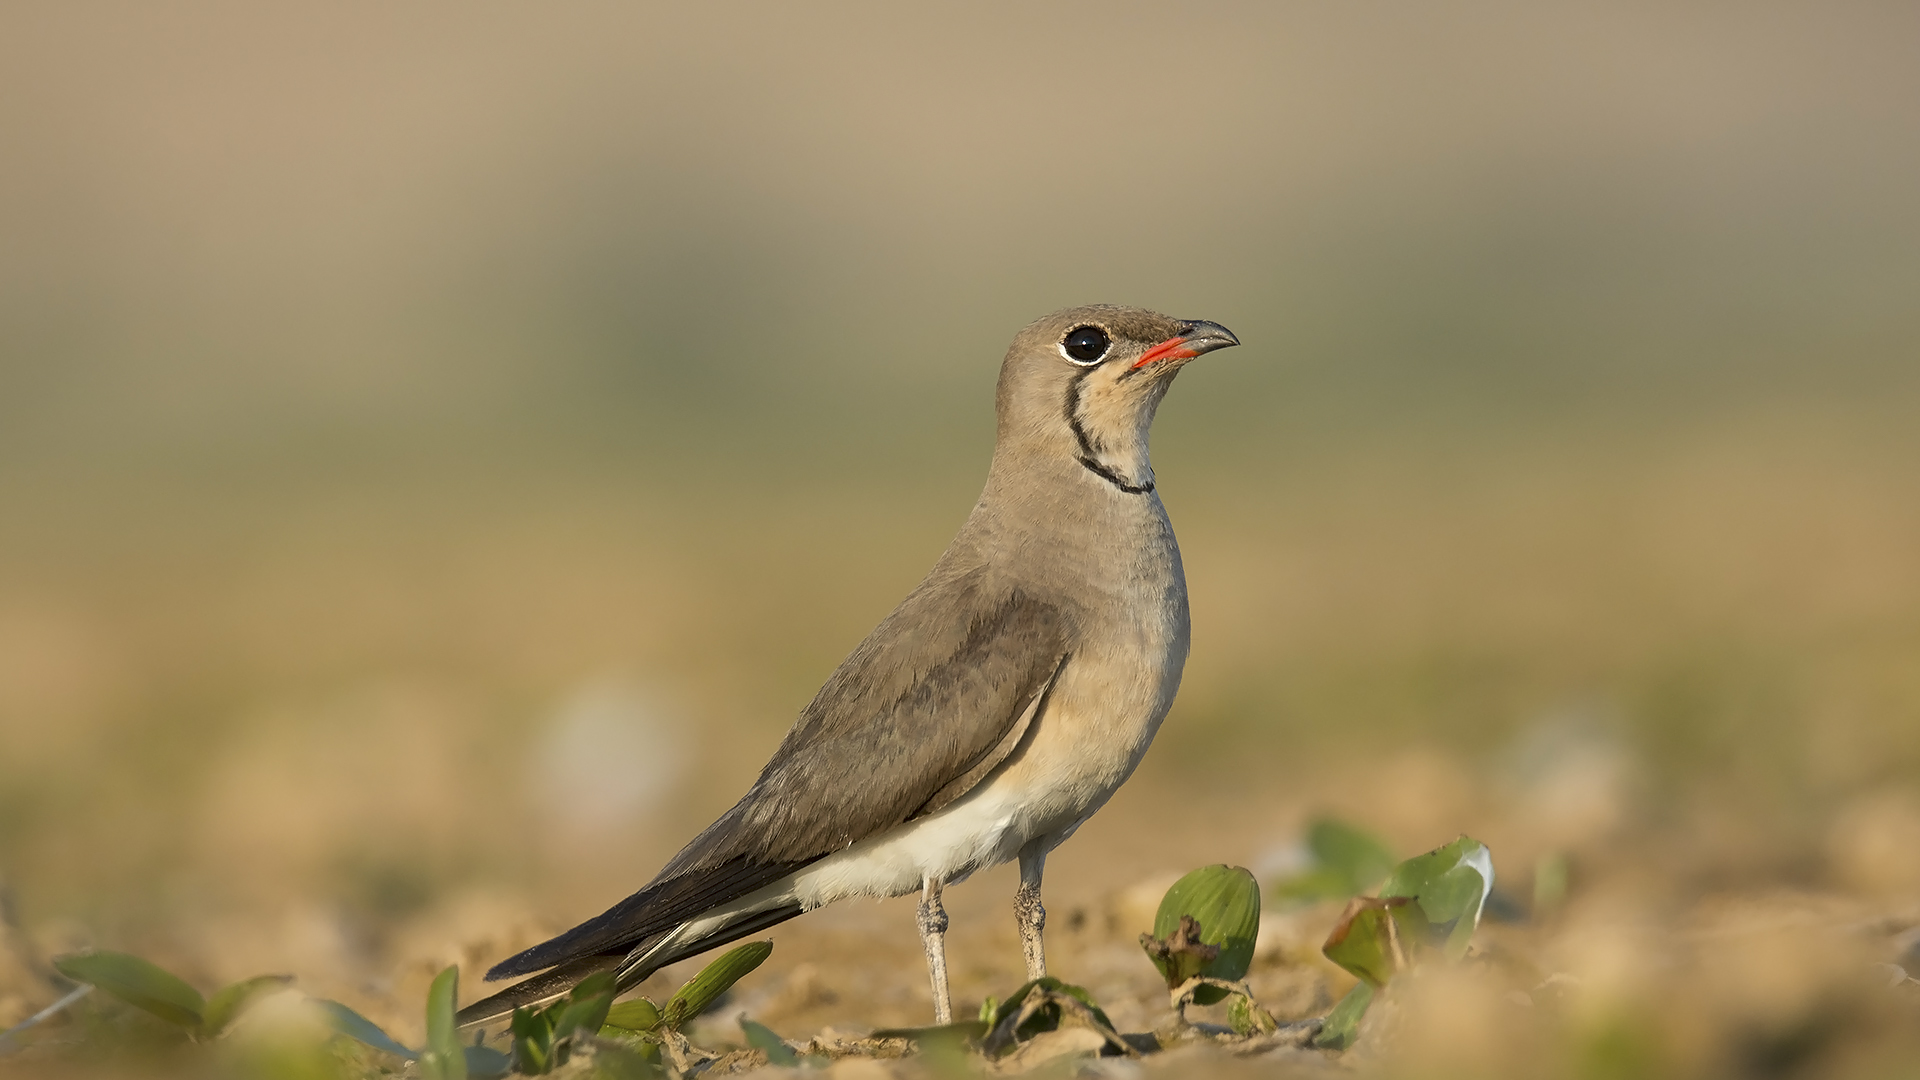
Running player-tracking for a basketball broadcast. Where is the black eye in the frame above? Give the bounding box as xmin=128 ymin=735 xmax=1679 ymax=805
xmin=1061 ymin=325 xmax=1110 ymax=364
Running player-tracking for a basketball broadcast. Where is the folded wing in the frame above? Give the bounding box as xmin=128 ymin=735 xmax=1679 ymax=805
xmin=481 ymin=572 xmax=1071 ymax=990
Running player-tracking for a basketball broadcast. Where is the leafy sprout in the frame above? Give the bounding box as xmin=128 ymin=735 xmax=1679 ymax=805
xmin=51 ymin=950 xmax=291 ymax=1041
xmin=316 ymin=943 xmax=771 ymax=1077
xmin=1313 ymin=835 xmax=1495 ymax=1051
xmin=739 ymin=1017 xmax=800 ymax=1066
xmin=316 ymin=968 xmax=509 ymax=1076
xmin=655 ymin=940 xmax=772 ymax=1033
xmin=1271 ymin=818 xmax=1398 ymax=905
xmin=419 ymin=965 xmax=468 ymax=1080
xmin=507 ymin=971 xmax=615 ymax=1075
xmin=1139 ymin=864 xmax=1261 ymax=1005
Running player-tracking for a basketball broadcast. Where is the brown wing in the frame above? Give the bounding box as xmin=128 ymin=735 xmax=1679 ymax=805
xmin=484 ymin=571 xmax=1070 ymax=983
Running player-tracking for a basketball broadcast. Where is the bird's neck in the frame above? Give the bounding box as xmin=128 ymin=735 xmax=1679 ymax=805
xmin=1063 ymin=396 xmax=1159 ymax=497
xmin=966 ymin=443 xmax=1178 ymax=596
xmin=976 ymin=433 xmax=1171 ymax=543
xmin=1072 ymin=443 xmax=1154 ymax=495
xmin=981 ymin=422 xmax=1156 ymax=502
xmin=1063 ymin=368 xmax=1171 ymax=496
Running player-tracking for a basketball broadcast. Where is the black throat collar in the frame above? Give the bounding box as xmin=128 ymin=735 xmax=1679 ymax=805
xmin=1064 ymin=370 xmax=1155 ymax=495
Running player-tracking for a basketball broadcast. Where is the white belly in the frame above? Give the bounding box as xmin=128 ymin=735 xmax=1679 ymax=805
xmin=791 ymin=774 xmax=1037 ymax=902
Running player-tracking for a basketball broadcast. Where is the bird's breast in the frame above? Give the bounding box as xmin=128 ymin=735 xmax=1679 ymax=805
xmin=1001 ymin=594 xmax=1187 ymax=829
xmin=994 ymin=496 xmax=1190 ymax=835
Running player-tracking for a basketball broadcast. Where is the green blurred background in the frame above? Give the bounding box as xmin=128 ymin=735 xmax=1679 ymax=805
xmin=2 ymin=0 xmax=1918 ymax=978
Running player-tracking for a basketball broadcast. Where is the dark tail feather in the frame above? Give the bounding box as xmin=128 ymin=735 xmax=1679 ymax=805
xmin=614 ymin=903 xmax=804 ymax=984
xmin=455 ymin=952 xmax=624 ymax=1031
xmin=485 ymin=858 xmax=806 ymax=982
xmin=454 ymin=903 xmax=806 ymax=1033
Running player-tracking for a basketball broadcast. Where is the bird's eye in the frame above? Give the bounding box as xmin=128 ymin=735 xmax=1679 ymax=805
xmin=1061 ymin=326 xmax=1110 ymax=364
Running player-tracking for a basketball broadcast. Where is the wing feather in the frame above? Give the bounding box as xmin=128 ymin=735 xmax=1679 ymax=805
xmin=659 ymin=576 xmax=1069 ymax=873
xmin=482 ymin=570 xmax=1071 ymax=986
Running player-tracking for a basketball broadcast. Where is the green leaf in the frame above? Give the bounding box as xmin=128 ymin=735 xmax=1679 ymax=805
xmin=1379 ymin=835 xmax=1494 ymax=959
xmin=1305 ymin=837 xmax=1495 ymax=1054
xmin=419 ymin=965 xmax=467 ymax=1080
xmin=659 ymin=941 xmax=772 ymax=1031
xmin=989 ymin=976 xmax=1116 ymax=1040
xmin=601 ymin=998 xmax=662 ymax=1034
xmin=740 ymin=1017 xmax=799 ymax=1066
xmin=1274 ymin=820 xmax=1397 ymax=903
xmin=199 ymin=974 xmax=293 ymax=1038
xmin=511 ymin=1006 xmax=555 ymax=1075
xmin=52 ymin=950 xmax=205 ymax=1029
xmin=869 ymin=1019 xmax=991 ymax=1043
xmin=315 ymin=999 xmax=418 ymax=1059
xmin=552 ymin=972 xmax=616 ymax=1042
xmin=1321 ymin=896 xmax=1431 ymax=988
xmin=511 ymin=971 xmax=619 ymax=1070
xmin=1146 ymin=865 xmax=1261 ymax=1004
xmin=1311 ymin=982 xmax=1373 ymax=1051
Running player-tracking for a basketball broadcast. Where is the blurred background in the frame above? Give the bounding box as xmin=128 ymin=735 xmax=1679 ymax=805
xmin=3 ymin=2 xmax=1918 ymax=1072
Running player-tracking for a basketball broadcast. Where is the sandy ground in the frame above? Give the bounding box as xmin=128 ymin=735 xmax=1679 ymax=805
xmin=7 ymin=758 xmax=1919 ymax=1077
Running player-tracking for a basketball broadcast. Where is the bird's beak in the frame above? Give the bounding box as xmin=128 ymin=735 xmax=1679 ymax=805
xmin=1130 ymin=320 xmax=1241 ymax=370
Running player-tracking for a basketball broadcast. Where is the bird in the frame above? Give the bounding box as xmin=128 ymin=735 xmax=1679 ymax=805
xmin=456 ymin=304 xmax=1239 ymax=1030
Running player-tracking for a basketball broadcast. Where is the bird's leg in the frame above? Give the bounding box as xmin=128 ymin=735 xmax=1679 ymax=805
xmin=917 ymin=876 xmax=953 ymax=1024
xmin=1015 ymin=842 xmax=1048 ymax=980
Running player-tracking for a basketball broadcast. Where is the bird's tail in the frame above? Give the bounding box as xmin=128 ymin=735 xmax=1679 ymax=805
xmin=453 ymin=953 xmax=624 ymax=1031
xmin=454 ymin=902 xmax=804 ymax=1032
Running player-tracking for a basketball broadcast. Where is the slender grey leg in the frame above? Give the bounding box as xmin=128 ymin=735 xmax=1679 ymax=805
xmin=1015 ymin=841 xmax=1048 ymax=979
xmin=917 ymin=876 xmax=953 ymax=1023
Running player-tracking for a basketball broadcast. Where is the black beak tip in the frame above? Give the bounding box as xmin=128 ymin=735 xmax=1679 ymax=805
xmin=1178 ymin=319 xmax=1240 ymax=354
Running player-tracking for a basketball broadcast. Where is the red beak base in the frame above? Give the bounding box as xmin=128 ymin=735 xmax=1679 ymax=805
xmin=1130 ymin=336 xmax=1201 ymax=370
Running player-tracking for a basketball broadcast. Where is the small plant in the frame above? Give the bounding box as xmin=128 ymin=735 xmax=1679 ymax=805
xmin=1139 ymin=864 xmax=1262 ymax=1006
xmin=420 ymin=965 xmax=476 ymax=1080
xmin=320 ymin=942 xmax=772 ymax=1076
xmin=51 ymin=950 xmax=291 ymax=1041
xmin=505 ymin=971 xmax=615 ymax=1074
xmin=591 ymin=940 xmax=775 ymax=1074
xmin=1312 ymin=834 xmax=1495 ymax=1051
xmin=868 ymin=974 xmax=1128 ymax=1066
xmin=977 ymin=976 xmax=1130 ymax=1059
xmin=317 ymin=966 xmax=510 ymax=1076
xmin=1271 ymin=818 xmax=1398 ymax=905
xmin=598 ymin=939 xmax=772 ymax=1037
xmin=1136 ymin=864 xmax=1284 ymax=1037
xmin=738 ymin=1016 xmax=803 ymax=1067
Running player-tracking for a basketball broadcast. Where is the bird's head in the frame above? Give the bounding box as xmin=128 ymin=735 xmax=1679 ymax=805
xmin=993 ymin=304 xmax=1239 ymax=494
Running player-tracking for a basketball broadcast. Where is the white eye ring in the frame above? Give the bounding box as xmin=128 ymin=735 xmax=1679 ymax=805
xmin=1058 ymin=325 xmax=1111 ymax=366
